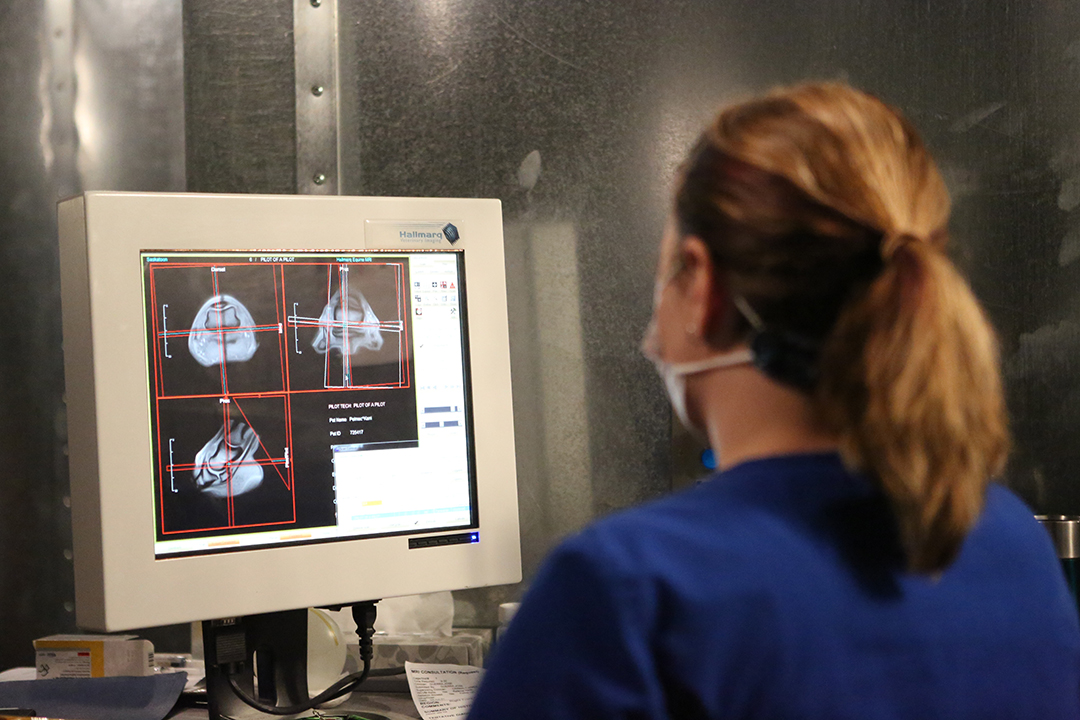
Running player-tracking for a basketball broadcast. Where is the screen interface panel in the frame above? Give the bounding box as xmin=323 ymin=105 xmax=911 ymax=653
xmin=141 ymin=250 xmax=474 ymax=558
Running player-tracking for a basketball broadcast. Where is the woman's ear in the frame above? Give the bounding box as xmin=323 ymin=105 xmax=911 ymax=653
xmin=677 ymin=236 xmax=732 ymax=341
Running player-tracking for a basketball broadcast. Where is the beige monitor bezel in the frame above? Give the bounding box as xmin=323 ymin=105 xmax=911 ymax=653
xmin=59 ymin=192 xmax=521 ymax=631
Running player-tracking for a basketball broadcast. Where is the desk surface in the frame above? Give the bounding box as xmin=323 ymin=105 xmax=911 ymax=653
xmin=168 ymin=690 xmax=422 ymax=719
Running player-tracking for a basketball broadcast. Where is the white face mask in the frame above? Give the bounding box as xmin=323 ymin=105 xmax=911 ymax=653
xmin=641 ymin=318 xmax=754 ymax=435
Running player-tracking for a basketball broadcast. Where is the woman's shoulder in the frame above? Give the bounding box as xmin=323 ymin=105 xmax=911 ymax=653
xmin=562 ymin=452 xmax=861 ymax=588
xmin=965 ymin=482 xmax=1063 ymax=573
xmin=557 ymin=457 xmax=1066 ymax=605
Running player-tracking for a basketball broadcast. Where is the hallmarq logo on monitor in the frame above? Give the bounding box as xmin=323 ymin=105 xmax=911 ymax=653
xmin=364 ymin=220 xmax=462 ymax=247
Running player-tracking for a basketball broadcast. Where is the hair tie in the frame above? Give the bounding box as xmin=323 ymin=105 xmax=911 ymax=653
xmin=881 ymin=231 xmax=920 ymax=260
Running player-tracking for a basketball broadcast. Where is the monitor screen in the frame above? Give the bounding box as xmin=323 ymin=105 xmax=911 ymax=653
xmin=142 ymin=250 xmax=476 ymax=558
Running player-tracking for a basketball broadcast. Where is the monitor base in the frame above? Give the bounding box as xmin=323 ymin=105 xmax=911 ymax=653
xmin=202 ymin=609 xmax=309 ymax=720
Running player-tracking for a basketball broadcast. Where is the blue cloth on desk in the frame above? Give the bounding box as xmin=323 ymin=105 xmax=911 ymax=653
xmin=0 ymin=672 xmax=186 ymax=720
xmin=469 ymin=453 xmax=1080 ymax=719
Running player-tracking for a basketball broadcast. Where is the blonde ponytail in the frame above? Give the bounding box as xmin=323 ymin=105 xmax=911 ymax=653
xmin=675 ymin=82 xmax=1010 ymax=573
xmin=819 ymin=237 xmax=1009 ymax=572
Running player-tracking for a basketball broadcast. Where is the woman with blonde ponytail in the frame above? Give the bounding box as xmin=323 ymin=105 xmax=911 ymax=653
xmin=469 ymin=84 xmax=1080 ymax=720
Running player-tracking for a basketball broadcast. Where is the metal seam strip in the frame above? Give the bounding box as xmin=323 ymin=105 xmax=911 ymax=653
xmin=45 ymin=0 xmax=79 ymax=199
xmin=294 ymin=0 xmax=340 ymax=195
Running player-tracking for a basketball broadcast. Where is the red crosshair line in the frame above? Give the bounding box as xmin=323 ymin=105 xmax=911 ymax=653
xmin=231 ymin=398 xmax=291 ymax=491
xmin=150 ymin=262 xmax=297 ymax=535
xmin=150 ymin=257 xmax=412 ymax=537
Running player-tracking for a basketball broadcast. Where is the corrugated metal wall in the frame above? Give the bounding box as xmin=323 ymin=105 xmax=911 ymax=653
xmin=4 ymin=0 xmax=1080 ymax=668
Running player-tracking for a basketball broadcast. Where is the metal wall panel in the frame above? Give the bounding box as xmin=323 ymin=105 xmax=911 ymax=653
xmin=0 ymin=0 xmax=73 ymax=671
xmin=183 ymin=0 xmax=296 ymax=194
xmin=337 ymin=0 xmax=1080 ymax=624
xmin=74 ymin=0 xmax=185 ymax=192
xmin=337 ymin=0 xmax=680 ymax=623
xmin=7 ymin=0 xmax=1080 ymax=663
xmin=1003 ymin=5 xmax=1080 ymax=513
xmin=0 ymin=0 xmax=185 ymax=669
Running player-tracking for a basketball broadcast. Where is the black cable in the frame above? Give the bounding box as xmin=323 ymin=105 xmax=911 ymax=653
xmin=224 ymin=600 xmax=381 ymax=716
xmin=226 ymin=662 xmax=371 ymax=716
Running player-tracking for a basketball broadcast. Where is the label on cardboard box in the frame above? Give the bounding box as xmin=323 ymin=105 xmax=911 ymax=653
xmin=36 ymin=649 xmax=93 ymax=679
xmin=33 ymin=634 xmax=154 ymax=678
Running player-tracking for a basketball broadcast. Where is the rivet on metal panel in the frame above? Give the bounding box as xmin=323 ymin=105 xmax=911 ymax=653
xmin=294 ymin=0 xmax=340 ymax=195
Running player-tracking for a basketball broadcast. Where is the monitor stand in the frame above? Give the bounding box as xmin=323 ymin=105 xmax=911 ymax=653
xmin=202 ymin=609 xmax=309 ymax=720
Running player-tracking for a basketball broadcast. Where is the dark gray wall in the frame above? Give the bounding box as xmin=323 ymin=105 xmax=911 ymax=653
xmin=5 ymin=0 xmax=1080 ymax=669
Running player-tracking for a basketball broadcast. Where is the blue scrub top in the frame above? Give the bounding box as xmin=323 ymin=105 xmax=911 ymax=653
xmin=469 ymin=453 xmax=1080 ymax=719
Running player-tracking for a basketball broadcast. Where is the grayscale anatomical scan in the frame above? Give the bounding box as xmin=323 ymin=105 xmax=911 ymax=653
xmin=312 ymin=288 xmax=385 ymax=356
xmin=193 ymin=420 xmax=264 ymax=498
xmin=188 ymin=294 xmax=260 ymax=367
xmin=147 ymin=257 xmax=408 ymax=537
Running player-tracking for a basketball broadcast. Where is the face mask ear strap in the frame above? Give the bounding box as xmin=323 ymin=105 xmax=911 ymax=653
xmin=749 ymin=331 xmax=820 ymax=391
xmin=732 ymin=295 xmax=765 ymax=332
xmin=732 ymin=295 xmax=821 ymax=392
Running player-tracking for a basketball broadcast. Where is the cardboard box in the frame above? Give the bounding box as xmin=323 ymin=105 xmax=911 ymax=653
xmin=351 ymin=628 xmax=491 ymax=670
xmin=346 ymin=630 xmax=491 ymax=692
xmin=33 ymin=635 xmax=154 ymax=679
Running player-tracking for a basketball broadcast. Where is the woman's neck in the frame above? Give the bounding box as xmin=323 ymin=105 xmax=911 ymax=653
xmin=692 ymin=365 xmax=840 ymax=471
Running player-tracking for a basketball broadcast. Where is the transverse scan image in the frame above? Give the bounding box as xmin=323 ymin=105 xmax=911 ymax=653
xmin=193 ymin=420 xmax=264 ymax=498
xmin=188 ymin=294 xmax=260 ymax=367
xmin=311 ymin=288 xmax=385 ymax=356
xmin=149 ymin=263 xmax=285 ymax=397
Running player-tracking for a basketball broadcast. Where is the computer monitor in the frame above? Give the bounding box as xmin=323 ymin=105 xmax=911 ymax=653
xmin=58 ymin=192 xmax=521 ymax=635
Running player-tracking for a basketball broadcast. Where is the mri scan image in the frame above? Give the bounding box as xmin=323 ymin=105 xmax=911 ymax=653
xmin=312 ymin=288 xmax=385 ymax=356
xmin=188 ymin=294 xmax=259 ymax=367
xmin=192 ymin=420 xmax=264 ymax=498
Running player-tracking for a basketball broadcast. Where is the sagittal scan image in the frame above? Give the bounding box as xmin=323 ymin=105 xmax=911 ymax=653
xmin=193 ymin=419 xmax=264 ymax=498
xmin=155 ymin=395 xmax=294 ymax=536
xmin=284 ymin=261 xmax=410 ymax=391
xmin=188 ymin=294 xmax=260 ymax=367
